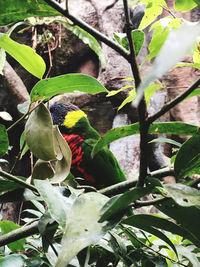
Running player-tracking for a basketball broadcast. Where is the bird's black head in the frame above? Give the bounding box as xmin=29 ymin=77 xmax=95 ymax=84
xmin=50 ymin=103 xmax=87 ymax=129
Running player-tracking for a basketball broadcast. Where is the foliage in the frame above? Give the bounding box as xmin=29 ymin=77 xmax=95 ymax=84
xmin=0 ymin=0 xmax=200 ymax=266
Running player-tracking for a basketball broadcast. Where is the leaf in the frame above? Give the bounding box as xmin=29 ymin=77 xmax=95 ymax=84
xmin=0 ymin=178 xmax=24 ymax=192
xmin=133 ymin=21 xmax=200 ymax=106
xmin=174 ymin=134 xmax=200 ymax=179
xmin=149 ymin=137 xmax=181 ymax=147
xmin=139 ymin=0 xmax=167 ymax=30
xmin=0 ymin=48 xmax=6 ymax=75
xmin=25 ymin=103 xmax=57 ymax=161
xmin=17 ymin=100 xmax=30 ymax=114
xmin=0 ymin=221 xmax=25 ymax=251
xmin=113 ymin=32 xmax=129 ymax=50
xmin=0 ymin=254 xmax=26 ymax=267
xmin=155 ymin=199 xmax=200 ymax=246
xmin=0 ymin=124 xmax=9 ymax=157
xmin=91 ymin=122 xmax=198 ymax=157
xmin=184 ymin=88 xmax=200 ymax=100
xmin=34 ymin=180 xmax=72 ymax=228
xmin=0 ymin=0 xmax=60 ymax=26
xmin=132 ymin=30 xmax=145 ymax=55
xmin=32 ymin=160 xmax=54 ymax=180
xmin=30 ymin=74 xmax=108 ymax=102
xmin=122 ymin=215 xmax=178 ymax=256
xmin=176 ymin=245 xmax=199 ymax=266
xmin=50 ymin=126 xmax=72 ymax=183
xmin=146 ymin=18 xmax=182 ymax=61
xmin=174 ymin=0 xmax=197 ymax=11
xmin=0 ymin=33 xmax=45 ymax=79
xmin=99 ymin=186 xmax=153 ymax=222
xmin=55 ymin=192 xmax=109 ymax=267
xmin=60 ymin=20 xmax=106 ymax=68
xmin=0 ymin=111 xmax=12 ymax=121
xmin=164 ymin=184 xmax=200 ymax=207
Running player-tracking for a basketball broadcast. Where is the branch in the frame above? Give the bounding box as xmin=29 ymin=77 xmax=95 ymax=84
xmin=148 ymin=77 xmax=200 ymax=124
xmin=99 ymin=167 xmax=173 ymax=196
xmin=44 ymin=0 xmax=130 ymax=61
xmin=123 ymin=0 xmax=149 ymax=188
xmin=0 ymin=170 xmax=38 ymax=193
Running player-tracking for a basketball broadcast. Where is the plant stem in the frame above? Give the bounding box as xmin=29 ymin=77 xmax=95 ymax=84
xmin=123 ymin=0 xmax=149 ymax=187
xmin=0 ymin=170 xmax=38 ymax=193
xmin=44 ymin=0 xmax=130 ymax=61
xmin=148 ymin=77 xmax=200 ymax=124
xmin=99 ymin=167 xmax=173 ymax=196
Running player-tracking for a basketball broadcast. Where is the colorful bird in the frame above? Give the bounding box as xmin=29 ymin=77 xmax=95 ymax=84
xmin=50 ymin=102 xmax=126 ymax=189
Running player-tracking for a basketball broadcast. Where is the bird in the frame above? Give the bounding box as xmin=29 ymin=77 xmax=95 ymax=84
xmin=50 ymin=102 xmax=127 ymax=189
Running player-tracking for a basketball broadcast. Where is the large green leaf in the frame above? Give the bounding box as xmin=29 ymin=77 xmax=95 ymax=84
xmin=0 ymin=124 xmax=8 ymax=157
xmin=174 ymin=0 xmax=197 ymax=11
xmin=99 ymin=186 xmax=153 ymax=222
xmin=0 ymin=0 xmax=60 ymax=26
xmin=0 ymin=33 xmax=45 ymax=79
xmin=174 ymin=134 xmax=200 ymax=179
xmin=25 ymin=103 xmax=57 ymax=161
xmin=155 ymin=199 xmax=200 ymax=247
xmin=0 ymin=178 xmax=25 ymax=192
xmin=30 ymin=74 xmax=108 ymax=102
xmin=55 ymin=192 xmax=109 ymax=267
xmin=92 ymin=122 xmax=198 ymax=157
xmin=0 ymin=221 xmax=25 ymax=251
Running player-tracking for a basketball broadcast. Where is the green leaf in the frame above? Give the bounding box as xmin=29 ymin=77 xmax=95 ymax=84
xmin=32 ymin=159 xmax=54 ymax=180
xmin=174 ymin=0 xmax=197 ymax=11
xmin=146 ymin=18 xmax=181 ymax=61
xmin=0 ymin=48 xmax=6 ymax=75
xmin=30 ymin=74 xmax=108 ymax=102
xmin=122 ymin=215 xmax=178 ymax=256
xmin=155 ymin=199 xmax=200 ymax=246
xmin=0 ymin=0 xmax=60 ymax=26
xmin=60 ymin=20 xmax=106 ymax=68
xmin=0 ymin=124 xmax=9 ymax=157
xmin=139 ymin=0 xmax=167 ymax=30
xmin=184 ymin=88 xmax=200 ymax=100
xmin=164 ymin=184 xmax=200 ymax=207
xmin=55 ymin=192 xmax=109 ymax=267
xmin=174 ymin=134 xmax=200 ymax=179
xmin=132 ymin=30 xmax=145 ymax=55
xmin=134 ymin=21 xmax=200 ymax=106
xmin=25 ymin=103 xmax=57 ymax=161
xmin=149 ymin=137 xmax=181 ymax=147
xmin=92 ymin=122 xmax=198 ymax=157
xmin=34 ymin=180 xmax=70 ymax=228
xmin=0 ymin=178 xmax=24 ymax=192
xmin=0 ymin=254 xmax=26 ymax=267
xmin=0 ymin=33 xmax=46 ymax=79
xmin=176 ymin=245 xmax=199 ymax=266
xmin=99 ymin=186 xmax=152 ymax=222
xmin=0 ymin=221 xmax=25 ymax=251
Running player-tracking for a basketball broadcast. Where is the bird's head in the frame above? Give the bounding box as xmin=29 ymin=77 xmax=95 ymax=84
xmin=50 ymin=103 xmax=87 ymax=130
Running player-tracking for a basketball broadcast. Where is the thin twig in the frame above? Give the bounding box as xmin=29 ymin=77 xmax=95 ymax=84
xmin=121 ymin=225 xmax=188 ymax=267
xmin=44 ymin=0 xmax=130 ymax=61
xmin=148 ymin=77 xmax=200 ymax=124
xmin=123 ymin=0 xmax=149 ymax=188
